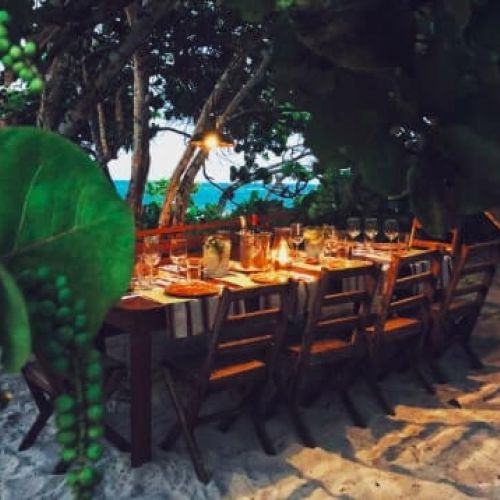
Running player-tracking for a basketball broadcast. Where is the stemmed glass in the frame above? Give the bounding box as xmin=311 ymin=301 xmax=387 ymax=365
xmin=170 ymin=237 xmax=187 ymax=277
xmin=347 ymin=217 xmax=361 ymax=242
xmin=143 ymin=236 xmax=161 ymax=285
xmin=364 ymin=218 xmax=378 ymax=248
xmin=290 ymin=222 xmax=304 ymax=261
xmin=384 ymin=219 xmax=399 ymax=252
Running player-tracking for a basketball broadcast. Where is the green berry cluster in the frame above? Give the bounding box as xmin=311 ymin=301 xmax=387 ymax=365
xmin=0 ymin=9 xmax=43 ymax=93
xmin=16 ymin=265 xmax=104 ymax=499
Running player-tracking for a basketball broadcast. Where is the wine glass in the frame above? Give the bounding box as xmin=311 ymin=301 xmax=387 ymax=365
xmin=347 ymin=217 xmax=361 ymax=242
xmin=384 ymin=219 xmax=399 ymax=252
xmin=170 ymin=238 xmax=187 ymax=276
xmin=290 ymin=222 xmax=304 ymax=261
xmin=143 ymin=249 xmax=161 ymax=285
xmin=364 ymin=218 xmax=378 ymax=248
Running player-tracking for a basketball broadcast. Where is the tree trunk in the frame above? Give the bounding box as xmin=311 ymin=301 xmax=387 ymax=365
xmin=167 ymin=49 xmax=272 ymax=226
xmin=216 ymin=181 xmax=243 ymax=214
xmin=37 ymin=54 xmax=69 ymax=130
xmin=158 ymin=51 xmax=245 ymax=227
xmin=173 ymin=150 xmax=208 ymax=223
xmin=125 ymin=4 xmax=151 ymax=220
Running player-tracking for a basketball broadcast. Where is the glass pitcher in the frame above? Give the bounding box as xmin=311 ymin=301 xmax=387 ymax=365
xmin=203 ymin=232 xmax=231 ymax=277
xmin=303 ymin=226 xmax=324 ymax=261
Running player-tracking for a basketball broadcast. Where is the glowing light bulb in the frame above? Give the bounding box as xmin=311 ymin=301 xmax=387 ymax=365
xmin=203 ymin=132 xmax=219 ymax=151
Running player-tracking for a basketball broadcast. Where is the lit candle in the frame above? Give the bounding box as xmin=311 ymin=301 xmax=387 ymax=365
xmin=275 ymin=239 xmax=291 ymax=269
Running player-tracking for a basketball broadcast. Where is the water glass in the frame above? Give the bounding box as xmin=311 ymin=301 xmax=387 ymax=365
xmin=143 ymin=249 xmax=161 ymax=284
xmin=132 ymin=255 xmax=149 ymax=290
xmin=290 ymin=222 xmax=304 ymax=261
xmin=384 ymin=219 xmax=399 ymax=243
xmin=186 ymin=257 xmax=202 ymax=282
xmin=170 ymin=238 xmax=187 ymax=274
xmin=364 ymin=218 xmax=378 ymax=247
xmin=347 ymin=217 xmax=361 ymax=242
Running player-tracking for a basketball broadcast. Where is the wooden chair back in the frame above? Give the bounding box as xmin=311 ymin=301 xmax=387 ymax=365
xmin=298 ymin=264 xmax=381 ymax=364
xmin=201 ymin=283 xmax=293 ymax=388
xmin=377 ymin=250 xmax=440 ymax=333
xmin=441 ymin=240 xmax=500 ymax=316
xmin=408 ymin=218 xmax=460 ymax=257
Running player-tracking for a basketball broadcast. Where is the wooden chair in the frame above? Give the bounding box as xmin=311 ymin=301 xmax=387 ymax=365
xmin=408 ymin=218 xmax=461 ymax=257
xmin=428 ymin=240 xmax=500 ymax=378
xmin=366 ymin=250 xmax=441 ymax=396
xmin=19 ymin=352 xmax=130 ymax=472
xmin=160 ymin=282 xmax=293 ymax=483
xmin=280 ymin=263 xmax=384 ymax=447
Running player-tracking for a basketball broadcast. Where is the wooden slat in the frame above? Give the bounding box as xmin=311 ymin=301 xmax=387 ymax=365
xmin=453 ymin=283 xmax=488 ymax=297
xmin=395 ymin=271 xmax=433 ymax=288
xmin=322 ymin=289 xmax=368 ymax=307
xmin=209 ymin=359 xmax=265 ymax=383
xmin=390 ymin=294 xmax=426 ymax=313
xmin=221 ymin=309 xmax=280 ymax=341
xmin=288 ymin=337 xmax=351 ymax=355
xmin=316 ymin=315 xmax=360 ymax=332
xmin=460 ymin=262 xmax=497 ymax=277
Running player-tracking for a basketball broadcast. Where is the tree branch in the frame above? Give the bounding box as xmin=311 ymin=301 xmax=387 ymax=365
xmin=152 ymin=126 xmax=191 ymax=138
xmin=58 ymin=0 xmax=181 ymax=138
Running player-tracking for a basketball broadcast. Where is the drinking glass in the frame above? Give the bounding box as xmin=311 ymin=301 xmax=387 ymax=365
xmin=290 ymin=223 xmax=304 ymax=261
xmin=347 ymin=217 xmax=361 ymax=242
xmin=132 ymin=255 xmax=149 ymax=291
xmin=143 ymin=249 xmax=161 ymax=284
xmin=186 ymin=257 xmax=202 ymax=282
xmin=364 ymin=218 xmax=378 ymax=247
xmin=170 ymin=238 xmax=187 ymax=275
xmin=384 ymin=219 xmax=399 ymax=251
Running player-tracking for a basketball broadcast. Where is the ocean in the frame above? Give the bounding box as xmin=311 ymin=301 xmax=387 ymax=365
xmin=114 ymin=180 xmax=317 ymax=210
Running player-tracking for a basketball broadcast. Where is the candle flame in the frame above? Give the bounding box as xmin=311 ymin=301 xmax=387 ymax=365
xmin=275 ymin=239 xmax=290 ymax=267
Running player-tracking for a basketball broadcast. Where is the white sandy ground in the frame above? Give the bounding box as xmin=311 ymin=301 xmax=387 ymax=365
xmin=1 ymin=274 xmax=500 ymax=500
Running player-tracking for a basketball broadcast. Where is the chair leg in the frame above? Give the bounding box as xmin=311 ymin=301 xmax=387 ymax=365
xmin=412 ymin=365 xmax=435 ymax=394
xmin=427 ymin=359 xmax=447 ymax=384
xmin=279 ymin=372 xmax=315 ymax=448
xmin=339 ymin=390 xmax=366 ymax=428
xmin=287 ymin=397 xmax=316 ymax=448
xmin=104 ymin=424 xmax=131 ymax=453
xmin=250 ymin=411 xmax=276 ymax=455
xmin=364 ymin=374 xmax=395 ymax=416
xmin=218 ymin=386 xmax=253 ymax=433
xmin=18 ymin=408 xmax=52 ymax=451
xmin=162 ymin=369 xmax=210 ymax=483
xmin=53 ymin=459 xmax=69 ymax=475
xmin=461 ymin=341 xmax=484 ymax=370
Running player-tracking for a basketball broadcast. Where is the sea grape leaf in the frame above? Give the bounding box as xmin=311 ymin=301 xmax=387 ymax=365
xmin=0 ymin=263 xmax=31 ymax=372
xmin=0 ymin=127 xmax=134 ymax=340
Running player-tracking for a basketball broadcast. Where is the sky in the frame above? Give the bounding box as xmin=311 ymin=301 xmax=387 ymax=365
xmin=108 ymin=130 xmax=246 ymax=182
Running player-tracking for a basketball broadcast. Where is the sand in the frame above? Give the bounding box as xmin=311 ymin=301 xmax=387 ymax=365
xmin=1 ymin=275 xmax=500 ymax=500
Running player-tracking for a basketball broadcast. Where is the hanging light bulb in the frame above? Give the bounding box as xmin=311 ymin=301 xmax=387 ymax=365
xmin=190 ymin=129 xmax=234 ymax=151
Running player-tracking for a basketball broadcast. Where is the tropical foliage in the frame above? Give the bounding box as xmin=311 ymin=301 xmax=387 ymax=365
xmin=0 ymin=127 xmax=134 ymax=498
xmin=228 ymin=0 xmax=500 ymax=235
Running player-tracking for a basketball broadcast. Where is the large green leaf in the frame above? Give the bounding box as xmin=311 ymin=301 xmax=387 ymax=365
xmin=0 ymin=263 xmax=31 ymax=372
xmin=0 ymin=127 xmax=134 ymax=340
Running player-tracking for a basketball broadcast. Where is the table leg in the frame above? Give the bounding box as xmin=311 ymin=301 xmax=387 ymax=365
xmin=130 ymin=326 xmax=152 ymax=467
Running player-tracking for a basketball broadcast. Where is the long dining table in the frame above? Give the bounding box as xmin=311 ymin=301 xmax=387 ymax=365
xmin=102 ymin=247 xmax=442 ymax=467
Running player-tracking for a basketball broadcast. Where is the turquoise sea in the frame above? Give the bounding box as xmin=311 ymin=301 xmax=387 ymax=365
xmin=114 ymin=180 xmax=317 ymax=209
